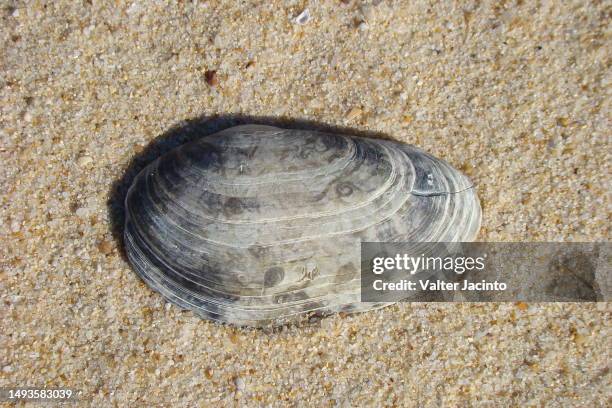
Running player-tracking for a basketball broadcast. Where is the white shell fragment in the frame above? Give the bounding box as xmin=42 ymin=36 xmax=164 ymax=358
xmin=293 ymin=9 xmax=311 ymax=25
xmin=124 ymin=125 xmax=481 ymax=326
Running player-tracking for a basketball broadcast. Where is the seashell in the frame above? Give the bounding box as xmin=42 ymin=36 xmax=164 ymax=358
xmin=124 ymin=125 xmax=481 ymax=326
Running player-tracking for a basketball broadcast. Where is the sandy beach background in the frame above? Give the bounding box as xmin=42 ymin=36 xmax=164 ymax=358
xmin=1 ymin=1 xmax=610 ymax=406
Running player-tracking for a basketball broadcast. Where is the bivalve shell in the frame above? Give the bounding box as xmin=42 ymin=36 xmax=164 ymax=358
xmin=124 ymin=125 xmax=481 ymax=326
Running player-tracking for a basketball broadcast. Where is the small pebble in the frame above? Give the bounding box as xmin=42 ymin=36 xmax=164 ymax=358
xmin=204 ymin=70 xmax=218 ymax=86
xmin=204 ymin=368 xmax=213 ymax=379
xmin=10 ymin=220 xmax=21 ymax=233
xmin=516 ymin=302 xmax=529 ymax=311
xmin=97 ymin=240 xmax=113 ymax=255
xmin=346 ymin=107 xmax=362 ymax=121
xmin=294 ymin=9 xmax=311 ymax=25
xmin=77 ymin=155 xmax=93 ymax=167
xmin=75 ymin=207 xmax=90 ymax=218
xmin=234 ymin=376 xmax=246 ymax=391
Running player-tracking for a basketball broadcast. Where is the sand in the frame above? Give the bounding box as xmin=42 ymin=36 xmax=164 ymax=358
xmin=1 ymin=0 xmax=610 ymax=406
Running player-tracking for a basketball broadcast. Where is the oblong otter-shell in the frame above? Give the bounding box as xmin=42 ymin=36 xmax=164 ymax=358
xmin=124 ymin=125 xmax=481 ymax=326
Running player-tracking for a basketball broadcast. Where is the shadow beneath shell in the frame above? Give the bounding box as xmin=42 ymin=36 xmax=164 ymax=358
xmin=107 ymin=114 xmax=392 ymax=263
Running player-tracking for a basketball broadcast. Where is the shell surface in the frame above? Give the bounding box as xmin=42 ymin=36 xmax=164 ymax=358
xmin=124 ymin=125 xmax=481 ymax=326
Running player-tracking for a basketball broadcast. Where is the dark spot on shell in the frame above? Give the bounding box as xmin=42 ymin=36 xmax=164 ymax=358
xmin=264 ymin=267 xmax=284 ymax=287
xmin=339 ymin=304 xmax=357 ymax=313
xmin=221 ymin=197 xmax=260 ymax=218
xmin=274 ymin=291 xmax=308 ymax=304
xmin=335 ymin=182 xmax=354 ymax=197
xmin=223 ymin=197 xmax=244 ymax=216
xmin=334 ymin=262 xmax=358 ymax=284
xmin=248 ymin=245 xmax=268 ymax=259
xmin=181 ymin=142 xmax=224 ymax=171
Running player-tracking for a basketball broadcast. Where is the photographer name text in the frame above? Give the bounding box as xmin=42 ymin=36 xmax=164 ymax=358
xmin=372 ymin=279 xmax=507 ymax=291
